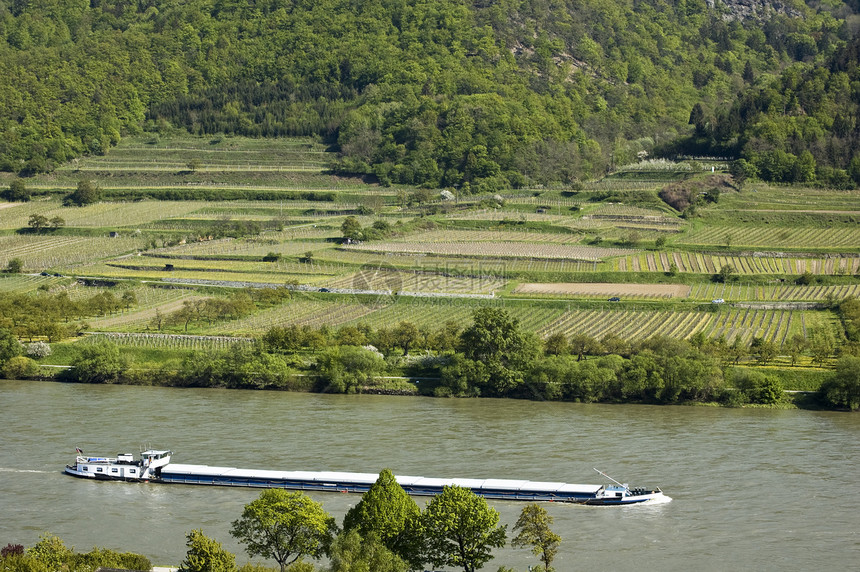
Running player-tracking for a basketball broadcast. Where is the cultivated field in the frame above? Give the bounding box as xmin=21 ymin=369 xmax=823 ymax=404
xmin=2 ymin=133 xmax=857 ymax=360
xmin=342 ymin=241 xmax=637 ymax=261
xmin=610 ymin=251 xmax=860 ymax=275
xmin=514 ymin=282 xmax=692 ymax=298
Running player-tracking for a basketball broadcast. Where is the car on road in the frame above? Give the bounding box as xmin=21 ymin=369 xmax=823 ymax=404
xmin=608 ymin=296 xmax=620 ymax=302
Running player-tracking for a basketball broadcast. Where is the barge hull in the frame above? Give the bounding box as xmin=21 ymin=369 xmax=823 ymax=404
xmin=157 ymin=464 xmax=664 ymax=505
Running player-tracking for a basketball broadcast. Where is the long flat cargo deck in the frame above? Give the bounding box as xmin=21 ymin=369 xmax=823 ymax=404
xmin=159 ymin=463 xmax=629 ymax=503
xmin=64 ymin=449 xmax=671 ymax=505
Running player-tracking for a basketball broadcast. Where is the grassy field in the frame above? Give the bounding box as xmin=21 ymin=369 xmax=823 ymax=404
xmin=2 ymin=133 xmax=857 ymax=372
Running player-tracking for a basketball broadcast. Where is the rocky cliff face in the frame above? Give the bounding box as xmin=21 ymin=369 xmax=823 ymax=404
xmin=716 ymin=0 xmax=804 ymax=20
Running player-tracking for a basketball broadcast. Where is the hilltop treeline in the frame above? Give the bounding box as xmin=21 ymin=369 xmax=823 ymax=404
xmin=0 ymin=0 xmax=852 ymax=188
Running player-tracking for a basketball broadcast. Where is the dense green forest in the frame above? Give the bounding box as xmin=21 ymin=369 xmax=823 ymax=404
xmin=671 ymin=30 xmax=860 ymax=187
xmin=1 ymin=0 xmax=857 ymax=188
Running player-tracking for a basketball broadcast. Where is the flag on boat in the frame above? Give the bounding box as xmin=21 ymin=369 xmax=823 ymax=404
xmin=75 ymin=447 xmax=83 ymax=454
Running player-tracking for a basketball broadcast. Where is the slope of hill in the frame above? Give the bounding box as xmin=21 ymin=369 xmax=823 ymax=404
xmin=672 ymin=33 xmax=860 ymax=187
xmin=0 ymin=0 xmax=852 ymax=189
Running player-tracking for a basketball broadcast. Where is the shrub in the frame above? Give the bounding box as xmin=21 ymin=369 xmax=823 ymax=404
xmin=1 ymin=544 xmax=24 ymax=558
xmin=2 ymin=356 xmax=40 ymax=379
xmin=26 ymin=342 xmax=52 ymax=359
xmin=658 ymin=183 xmax=695 ymax=212
xmin=76 ymin=547 xmax=152 ymax=572
xmin=734 ymin=370 xmax=782 ymax=404
xmin=5 ymin=258 xmax=23 ymax=273
xmin=315 ymin=345 xmax=388 ymax=393
xmin=66 ymin=341 xmax=128 ymax=383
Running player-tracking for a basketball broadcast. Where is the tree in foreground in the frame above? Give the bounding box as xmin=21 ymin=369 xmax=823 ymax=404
xmin=342 ymin=469 xmax=422 ymax=569
xmin=511 ymin=504 xmax=562 ymax=572
xmin=420 ymin=485 xmax=506 ymax=572
xmin=231 ymin=489 xmax=336 ymax=572
xmin=178 ymin=530 xmax=237 ymax=572
xmin=327 ymin=530 xmax=408 ymax=572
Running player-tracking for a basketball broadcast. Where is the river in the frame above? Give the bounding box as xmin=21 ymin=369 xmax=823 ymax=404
xmin=1 ymin=380 xmax=858 ymax=571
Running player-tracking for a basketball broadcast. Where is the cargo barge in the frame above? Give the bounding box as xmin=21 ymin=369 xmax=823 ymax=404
xmin=65 ymin=449 xmax=670 ymax=506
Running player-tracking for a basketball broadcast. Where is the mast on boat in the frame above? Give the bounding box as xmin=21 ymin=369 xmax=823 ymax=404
xmin=593 ymin=468 xmax=629 ymax=491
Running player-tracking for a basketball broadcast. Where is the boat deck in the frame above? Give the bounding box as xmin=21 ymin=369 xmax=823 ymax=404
xmin=158 ymin=463 xmax=605 ymax=501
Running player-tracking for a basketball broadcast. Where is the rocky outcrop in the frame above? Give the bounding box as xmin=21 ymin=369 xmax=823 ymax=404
xmin=718 ymin=0 xmax=803 ymax=21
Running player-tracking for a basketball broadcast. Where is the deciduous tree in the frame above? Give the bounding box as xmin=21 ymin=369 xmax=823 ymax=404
xmin=178 ymin=530 xmax=237 ymax=572
xmin=67 ymin=179 xmax=100 ymax=206
xmin=341 ymin=216 xmax=363 ymax=241
xmin=392 ymin=321 xmax=421 ymax=355
xmin=0 ymin=328 xmax=23 ymax=364
xmin=231 ymin=489 xmax=336 ymax=572
xmin=342 ymin=469 xmax=422 ymax=569
xmin=5 ymin=258 xmax=23 ymax=273
xmin=327 ymin=530 xmax=408 ymax=572
xmin=5 ymin=179 xmax=30 ymax=201
xmin=67 ymin=341 xmax=127 ymax=383
xmin=28 ymin=213 xmax=49 ymax=232
xmin=511 ymin=504 xmax=562 ymax=572
xmin=420 ymin=485 xmax=506 ymax=572
xmin=821 ymin=356 xmax=860 ymax=410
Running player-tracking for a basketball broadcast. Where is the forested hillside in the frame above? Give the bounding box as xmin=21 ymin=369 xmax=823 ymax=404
xmin=677 ymin=32 xmax=860 ymax=187
xmin=0 ymin=0 xmax=855 ymax=189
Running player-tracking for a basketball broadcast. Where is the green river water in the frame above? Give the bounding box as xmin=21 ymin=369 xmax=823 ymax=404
xmin=1 ymin=380 xmax=857 ymax=571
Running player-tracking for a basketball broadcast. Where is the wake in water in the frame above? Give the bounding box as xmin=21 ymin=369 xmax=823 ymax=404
xmin=0 ymin=468 xmax=52 ymax=474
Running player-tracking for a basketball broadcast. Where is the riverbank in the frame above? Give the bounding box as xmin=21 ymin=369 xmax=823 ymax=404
xmin=23 ymin=350 xmax=844 ymax=411
xmin=7 ymin=307 xmax=856 ymax=410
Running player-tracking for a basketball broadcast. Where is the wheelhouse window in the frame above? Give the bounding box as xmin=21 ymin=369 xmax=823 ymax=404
xmin=111 ymin=468 xmax=118 ymax=473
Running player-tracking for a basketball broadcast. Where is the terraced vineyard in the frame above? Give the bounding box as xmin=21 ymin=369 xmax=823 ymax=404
xmin=3 ymin=134 xmax=858 ymax=372
xmin=611 ymin=251 xmax=860 ymax=275
xmin=0 ymin=235 xmax=148 ymax=271
xmin=0 ymin=274 xmax=67 ymax=293
xmin=717 ymin=186 xmax=860 ymax=212
xmin=56 ymin=137 xmax=330 ymax=173
xmin=514 ymin=282 xmax=691 ymax=299
xmin=80 ymin=262 xmax=336 ymax=286
xmin=537 ymin=307 xmax=822 ymax=346
xmin=325 ymin=269 xmax=506 ymax=295
xmin=390 ymin=229 xmax=584 ymax=244
xmin=343 ymin=241 xmax=636 ymax=261
xmin=206 ymin=298 xmax=381 ymax=334
xmin=539 ymin=309 xmax=713 ymax=341
xmin=319 ymin=248 xmax=601 ymax=274
xmin=689 ymin=282 xmax=860 ymax=302
xmin=0 ymin=200 xmax=206 ymax=229
xmin=83 ymin=332 xmax=252 ymax=351
xmin=677 ymin=226 xmax=860 ymax=250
